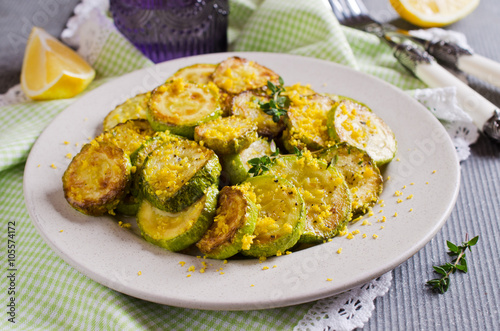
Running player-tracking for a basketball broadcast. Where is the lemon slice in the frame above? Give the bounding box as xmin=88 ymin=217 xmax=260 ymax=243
xmin=21 ymin=27 xmax=95 ymax=100
xmin=389 ymin=0 xmax=479 ymax=28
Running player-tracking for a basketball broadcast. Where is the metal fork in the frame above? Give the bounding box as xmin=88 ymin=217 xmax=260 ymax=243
xmin=327 ymin=0 xmax=500 ymax=142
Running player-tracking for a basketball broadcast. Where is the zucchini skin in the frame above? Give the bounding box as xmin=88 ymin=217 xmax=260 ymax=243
xmin=196 ymin=184 xmax=259 ymax=259
xmin=241 ymin=175 xmax=306 ymax=258
xmin=265 ymin=155 xmax=352 ymax=244
xmin=62 ymin=141 xmax=132 ymax=216
xmin=140 ymin=141 xmax=222 ymax=213
xmin=115 ymin=193 xmax=141 ymax=216
xmin=137 ymin=185 xmax=219 ymax=252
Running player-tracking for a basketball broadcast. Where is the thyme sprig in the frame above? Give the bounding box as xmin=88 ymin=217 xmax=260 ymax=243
xmin=248 ymin=140 xmax=280 ymax=177
xmin=426 ymin=234 xmax=479 ymax=294
xmin=247 ymin=156 xmax=273 ymax=177
xmin=259 ymin=77 xmax=290 ymax=123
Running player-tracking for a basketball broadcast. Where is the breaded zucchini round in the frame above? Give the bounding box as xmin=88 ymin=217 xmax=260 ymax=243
xmin=194 ymin=115 xmax=258 ymax=155
xmin=265 ymin=154 xmax=352 ymax=244
xmin=327 ymin=98 xmax=397 ymax=166
xmin=231 ymin=91 xmax=285 ymax=138
xmin=140 ymin=138 xmax=221 ymax=213
xmin=103 ymin=92 xmax=150 ymax=131
xmin=147 ymin=78 xmax=221 ymax=138
xmin=197 ymin=183 xmax=259 ymax=259
xmin=62 ymin=141 xmax=131 ymax=216
xmin=241 ymin=175 xmax=306 ymax=258
xmin=318 ymin=143 xmax=383 ymax=216
xmin=137 ymin=185 xmax=219 ymax=252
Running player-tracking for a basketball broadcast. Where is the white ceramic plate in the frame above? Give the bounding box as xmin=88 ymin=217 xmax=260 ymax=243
xmin=24 ymin=52 xmax=460 ymax=310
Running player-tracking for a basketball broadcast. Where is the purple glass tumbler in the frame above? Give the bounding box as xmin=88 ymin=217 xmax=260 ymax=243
xmin=110 ymin=0 xmax=229 ymax=63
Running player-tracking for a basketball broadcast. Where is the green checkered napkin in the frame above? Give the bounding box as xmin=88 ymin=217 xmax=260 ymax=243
xmin=0 ymin=0 xmax=425 ymax=330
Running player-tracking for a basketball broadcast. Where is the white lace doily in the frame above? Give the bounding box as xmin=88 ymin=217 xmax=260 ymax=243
xmin=411 ymin=87 xmax=479 ymax=160
xmin=295 ymin=272 xmax=392 ymax=331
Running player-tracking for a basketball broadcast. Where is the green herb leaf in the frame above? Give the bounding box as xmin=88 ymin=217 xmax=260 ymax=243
xmin=433 ymin=266 xmax=447 ymax=276
xmin=259 ymin=77 xmax=289 ymax=123
xmin=328 ymin=154 xmax=339 ymax=168
xmin=293 ymin=146 xmax=303 ymax=158
xmin=247 ymin=155 xmax=272 ymax=177
xmin=446 ymin=241 xmax=459 ymax=254
xmin=426 ymin=234 xmax=478 ymax=294
xmin=468 ymin=235 xmax=479 ymax=246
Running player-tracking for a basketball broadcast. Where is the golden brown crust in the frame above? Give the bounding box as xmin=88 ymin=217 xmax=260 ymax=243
xmin=196 ymin=186 xmax=247 ymax=254
xmin=62 ymin=141 xmax=131 ymax=216
xmin=212 ymin=57 xmax=280 ymax=95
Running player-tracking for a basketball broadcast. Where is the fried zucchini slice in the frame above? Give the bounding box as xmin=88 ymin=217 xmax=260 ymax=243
xmin=129 ymin=132 xmax=184 ymax=197
xmin=327 ymin=99 xmax=397 ymax=166
xmin=194 ymin=115 xmax=258 ymax=155
xmin=167 ymin=63 xmax=216 ymax=84
xmin=62 ymin=141 xmax=131 ymax=216
xmin=283 ymin=94 xmax=337 ymax=152
xmin=212 ymin=57 xmax=280 ymax=95
xmin=137 ymin=185 xmax=218 ymax=252
xmin=265 ymin=154 xmax=352 ymax=244
xmin=147 ymin=78 xmax=221 ymax=138
xmin=196 ymin=183 xmax=259 ymax=259
xmin=231 ymin=91 xmax=285 ymax=138
xmin=318 ymin=143 xmax=383 ymax=216
xmin=140 ymin=139 xmax=221 ymax=213
xmin=241 ymin=175 xmax=306 ymax=258
xmin=221 ymin=138 xmax=272 ymax=185
xmin=97 ymin=119 xmax=155 ymax=156
xmin=103 ymin=92 xmax=150 ymax=131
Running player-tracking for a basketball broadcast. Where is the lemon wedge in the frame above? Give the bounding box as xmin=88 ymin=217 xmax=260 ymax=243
xmin=21 ymin=27 xmax=95 ymax=100
xmin=389 ymin=0 xmax=480 ymax=28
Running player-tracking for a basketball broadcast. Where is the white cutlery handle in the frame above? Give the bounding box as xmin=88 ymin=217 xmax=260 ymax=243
xmin=415 ymin=61 xmax=498 ymax=130
xmin=457 ymin=54 xmax=500 ymax=89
